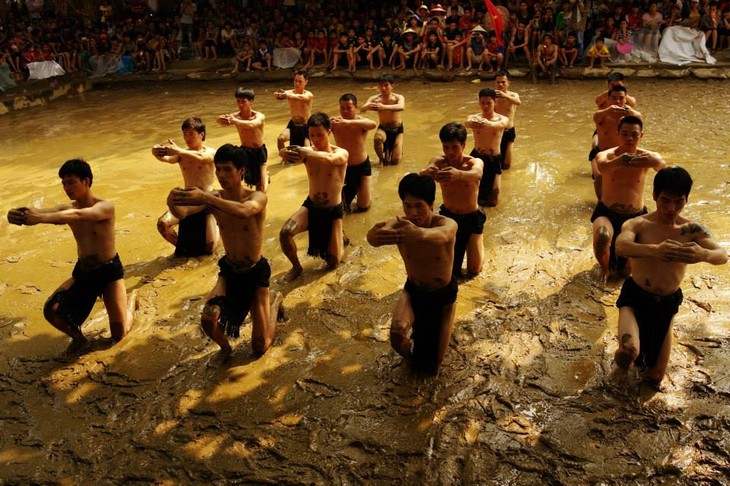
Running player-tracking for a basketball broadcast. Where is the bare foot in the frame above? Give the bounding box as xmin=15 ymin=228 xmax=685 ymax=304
xmin=284 ymin=266 xmax=303 ymax=282
xmin=63 ymin=337 xmax=90 ymax=357
xmin=207 ymin=346 xmax=233 ymax=367
xmin=270 ymin=290 xmax=286 ymax=322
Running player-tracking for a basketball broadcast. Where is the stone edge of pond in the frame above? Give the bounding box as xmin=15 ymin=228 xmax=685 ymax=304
xmin=2 ymin=62 xmax=728 ymax=116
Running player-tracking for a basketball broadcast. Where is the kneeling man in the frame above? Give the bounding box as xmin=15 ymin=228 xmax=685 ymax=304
xmin=168 ymin=144 xmax=283 ymax=359
xmin=367 ymin=173 xmax=458 ymax=374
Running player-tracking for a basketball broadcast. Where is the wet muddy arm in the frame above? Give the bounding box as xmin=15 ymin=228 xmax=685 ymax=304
xmin=27 ymin=201 xmax=113 ymax=225
xmin=204 ymin=191 xmax=266 ymax=219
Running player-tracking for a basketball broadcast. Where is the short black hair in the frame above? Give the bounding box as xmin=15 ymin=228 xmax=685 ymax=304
xmin=609 ymin=85 xmax=627 ymax=95
xmin=59 ymin=159 xmax=93 ymax=186
xmin=181 ymin=117 xmax=206 ymax=141
xmin=339 ymin=93 xmax=358 ymax=104
xmin=495 ymin=69 xmax=510 ymax=79
xmin=378 ymin=74 xmax=395 ymax=84
xmin=235 ymin=87 xmax=255 ymax=100
xmin=607 ymin=72 xmax=625 ymax=83
xmin=214 ymin=144 xmax=247 ymax=176
xmin=294 ymin=69 xmax=308 ymax=79
xmin=653 ymin=166 xmax=693 ymax=199
xmin=618 ymin=115 xmax=643 ymax=131
xmin=478 ymin=87 xmax=497 ymax=99
xmin=439 ymin=122 xmax=467 ymax=144
xmin=398 ymin=173 xmax=436 ymax=206
xmin=308 ymin=112 xmax=331 ymax=130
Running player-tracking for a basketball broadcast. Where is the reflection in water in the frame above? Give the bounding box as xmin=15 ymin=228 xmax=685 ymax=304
xmin=1 ymin=79 xmax=729 ymax=483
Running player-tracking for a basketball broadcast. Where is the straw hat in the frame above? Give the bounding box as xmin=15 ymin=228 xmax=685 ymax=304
xmin=431 ymin=4 xmax=446 ymax=13
xmin=471 ymin=25 xmax=488 ymax=34
xmin=402 ymin=28 xmax=418 ymax=35
xmin=417 ymin=4 xmax=429 ymax=10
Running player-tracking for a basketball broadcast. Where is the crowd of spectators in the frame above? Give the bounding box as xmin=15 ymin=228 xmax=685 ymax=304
xmin=1 ymin=0 xmax=728 ymax=80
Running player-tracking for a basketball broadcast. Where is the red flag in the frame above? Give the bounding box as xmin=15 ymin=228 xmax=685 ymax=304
xmin=484 ymin=0 xmax=504 ymax=46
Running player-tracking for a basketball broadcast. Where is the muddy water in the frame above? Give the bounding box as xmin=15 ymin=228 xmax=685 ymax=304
xmin=1 ymin=78 xmax=729 ymax=484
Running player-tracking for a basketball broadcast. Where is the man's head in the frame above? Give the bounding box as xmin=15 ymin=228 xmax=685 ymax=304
xmin=59 ymin=159 xmax=93 ymax=199
xmin=214 ymin=144 xmax=247 ymax=185
xmin=235 ymin=87 xmax=255 ymax=100
xmin=478 ymin=87 xmax=497 ymax=112
xmin=617 ymin=115 xmax=643 ymax=149
xmin=338 ymin=93 xmax=358 ymax=119
xmin=608 ymin=85 xmax=628 ymax=106
xmin=495 ymin=69 xmax=510 ymax=90
xmin=653 ymin=166 xmax=693 ymax=210
xmin=398 ymin=173 xmax=436 ymax=226
xmin=307 ymin=112 xmax=332 ymax=150
xmin=293 ymin=70 xmax=308 ymax=90
xmin=181 ymin=116 xmax=206 ymax=143
xmin=439 ymin=122 xmax=467 ymax=163
xmin=378 ymin=74 xmax=394 ymax=93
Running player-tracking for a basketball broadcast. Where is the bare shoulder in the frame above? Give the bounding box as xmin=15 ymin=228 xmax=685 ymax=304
xmin=679 ymin=220 xmax=714 ymax=239
xmin=433 ymin=213 xmax=457 ymax=230
xmin=465 ymin=155 xmax=483 ymax=168
xmin=202 ymin=146 xmax=217 ymax=159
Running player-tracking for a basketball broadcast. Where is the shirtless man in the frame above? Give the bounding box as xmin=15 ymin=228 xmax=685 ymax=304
xmin=167 ymin=144 xmax=283 ymax=360
xmin=275 ymin=70 xmax=314 ymax=161
xmin=217 ymin=87 xmax=269 ymax=192
xmin=7 ymin=160 xmax=135 ymax=355
xmin=367 ymin=173 xmax=458 ymax=374
xmin=595 ymin=72 xmax=638 ymax=110
xmin=279 ymin=113 xmax=349 ymax=280
xmin=361 ymin=75 xmax=405 ymax=166
xmin=494 ymin=69 xmax=522 ymax=170
xmin=465 ymin=88 xmax=510 ymax=207
xmin=612 ymin=166 xmax=727 ymax=388
xmin=420 ymin=122 xmax=485 ymax=279
xmin=591 ymin=72 xmax=638 ymax=176
xmin=592 ymin=116 xmax=666 ymax=280
xmin=152 ymin=117 xmax=218 ymax=257
xmin=591 ymin=85 xmax=642 ymax=199
xmin=331 ymin=93 xmax=377 ymax=213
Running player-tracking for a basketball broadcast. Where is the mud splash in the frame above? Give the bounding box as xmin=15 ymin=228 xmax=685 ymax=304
xmin=1 ymin=79 xmax=729 ymax=484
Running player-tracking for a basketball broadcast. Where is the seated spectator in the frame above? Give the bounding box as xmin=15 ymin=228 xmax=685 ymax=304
xmin=637 ymin=2 xmax=663 ymax=54
xmin=720 ymin=7 xmax=730 ymax=50
xmin=534 ymin=32 xmax=558 ymax=75
xmin=485 ymin=33 xmax=504 ymax=72
xmin=421 ymin=31 xmax=443 ymax=69
xmin=330 ymin=32 xmax=353 ymax=72
xmin=369 ymin=31 xmax=398 ymax=69
xmin=251 ymin=39 xmax=272 ymax=71
xmin=466 ymin=25 xmax=488 ymax=70
xmin=506 ymin=22 xmax=531 ymax=66
xmin=231 ymin=40 xmax=253 ymax=72
xmin=559 ymin=31 xmax=579 ymax=67
xmin=396 ymin=28 xmax=421 ymax=69
xmin=220 ymin=22 xmax=237 ymax=57
xmin=586 ymin=36 xmax=611 ymax=68
xmin=700 ymin=3 xmax=720 ymax=51
xmin=203 ymin=21 xmax=219 ymax=61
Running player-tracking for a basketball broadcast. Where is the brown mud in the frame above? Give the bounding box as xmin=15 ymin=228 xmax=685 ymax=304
xmin=1 ymin=78 xmax=729 ymax=484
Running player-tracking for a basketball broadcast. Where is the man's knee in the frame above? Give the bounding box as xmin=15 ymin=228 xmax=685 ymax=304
xmin=201 ymin=303 xmax=220 ymax=334
xmin=614 ymin=347 xmax=638 ymax=369
xmin=43 ymin=296 xmax=59 ymax=324
xmin=595 ymin=225 xmax=611 ymax=246
xmin=390 ymin=319 xmax=410 ymax=343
